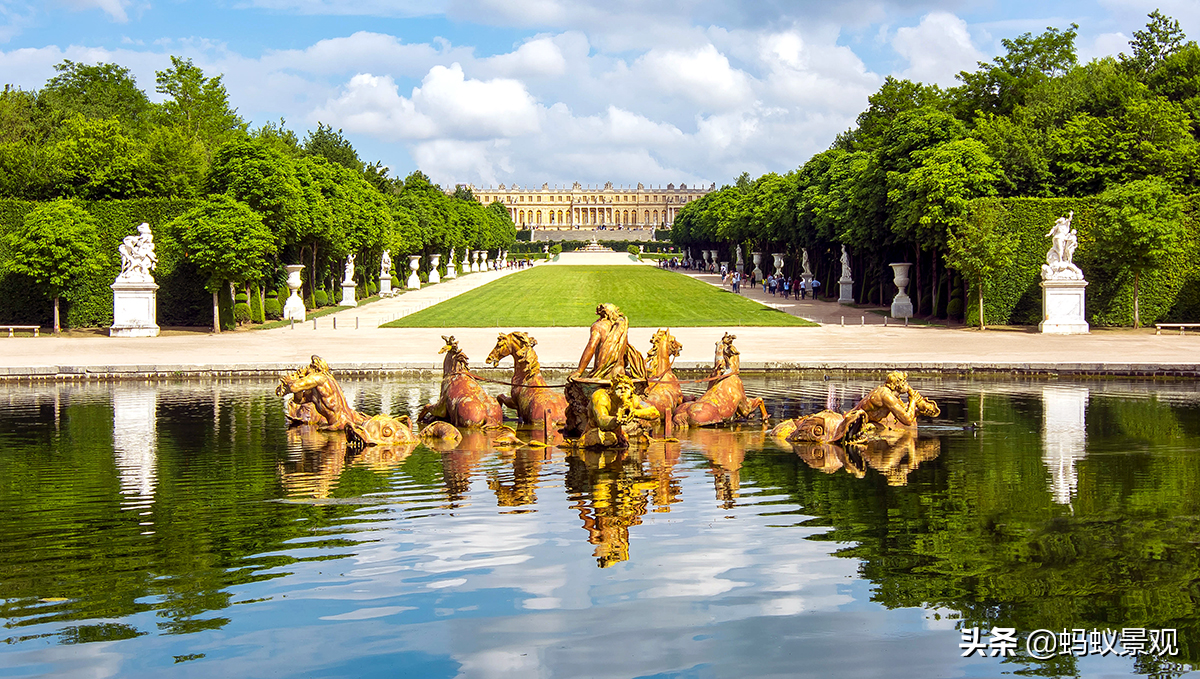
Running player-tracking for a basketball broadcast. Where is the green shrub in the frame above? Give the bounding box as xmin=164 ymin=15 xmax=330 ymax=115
xmin=234 ymin=302 xmax=251 ymax=324
xmin=627 ymin=244 xmax=640 ymax=257
xmin=264 ymin=297 xmax=282 ymax=320
xmin=947 ymin=298 xmax=963 ymax=318
xmin=550 ymin=244 xmax=562 ymax=255
xmin=390 ymin=275 xmax=400 ymax=289
xmin=314 ymin=289 xmax=328 ymax=307
xmin=277 ymin=284 xmax=289 ymax=302
xmin=249 ymin=288 xmax=263 ymax=322
xmin=419 ymin=271 xmax=428 ymax=284
xmin=235 ymin=291 xmax=248 ymax=303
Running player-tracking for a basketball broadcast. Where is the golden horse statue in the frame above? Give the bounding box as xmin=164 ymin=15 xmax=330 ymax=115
xmin=672 ymin=333 xmax=768 ymax=429
xmin=419 ymin=335 xmax=503 ymax=427
xmin=486 ymin=331 xmax=569 ymax=425
xmin=643 ymin=328 xmax=683 ymax=419
xmin=276 ymin=355 xmax=416 ymax=446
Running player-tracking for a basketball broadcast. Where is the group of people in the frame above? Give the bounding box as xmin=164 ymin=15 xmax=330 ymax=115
xmin=720 ymin=270 xmax=820 ymax=299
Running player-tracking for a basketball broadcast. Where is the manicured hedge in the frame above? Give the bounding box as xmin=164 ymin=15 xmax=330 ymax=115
xmin=0 ymin=198 xmax=206 ymax=328
xmin=964 ymin=196 xmax=1200 ymax=327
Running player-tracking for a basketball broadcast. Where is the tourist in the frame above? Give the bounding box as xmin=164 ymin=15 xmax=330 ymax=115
xmin=768 ymin=275 xmax=777 ymax=296
xmin=782 ymin=278 xmax=790 ymax=297
xmin=800 ymin=278 xmax=807 ymax=299
xmin=812 ymin=279 xmax=821 ymax=298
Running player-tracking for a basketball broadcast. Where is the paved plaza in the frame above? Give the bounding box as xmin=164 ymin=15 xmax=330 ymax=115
xmin=4 ymin=254 xmax=1199 ymax=377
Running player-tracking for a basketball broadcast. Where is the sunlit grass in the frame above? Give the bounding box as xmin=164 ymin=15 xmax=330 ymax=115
xmin=381 ymin=266 xmax=816 ymax=327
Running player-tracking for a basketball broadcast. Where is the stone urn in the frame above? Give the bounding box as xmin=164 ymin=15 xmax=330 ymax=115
xmin=407 ymin=255 xmax=421 ymax=289
xmin=701 ymin=250 xmax=710 ymax=267
xmin=889 ymin=262 xmax=913 ymax=318
xmin=771 ymin=253 xmax=785 ymax=277
xmin=446 ymin=248 xmax=457 ymax=279
xmin=283 ymin=264 xmax=306 ymax=321
xmin=751 ymin=252 xmax=763 ymax=279
xmin=429 ymin=253 xmax=442 ymax=284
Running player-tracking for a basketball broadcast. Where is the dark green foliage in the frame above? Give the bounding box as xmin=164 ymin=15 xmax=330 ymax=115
xmin=549 ymin=244 xmax=562 ymax=255
xmin=263 ymin=297 xmax=282 ymax=320
xmin=303 ymin=123 xmax=361 ymax=171
xmin=235 ymin=292 xmax=248 ymax=303
xmin=961 ymin=195 xmax=1200 ymax=326
xmin=627 ymin=244 xmax=639 ymax=257
xmin=233 ymin=302 xmax=251 ymax=324
xmin=249 ymin=289 xmax=263 ymax=322
xmin=0 ymin=197 xmax=203 ymax=327
xmin=314 ymin=290 xmax=328 ymax=307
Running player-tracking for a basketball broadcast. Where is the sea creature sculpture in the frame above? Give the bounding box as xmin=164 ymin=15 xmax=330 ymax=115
xmin=780 ymin=371 xmax=939 ymax=446
xmin=419 ymin=335 xmax=503 ymax=427
xmin=276 ymin=355 xmax=416 ymax=446
xmin=485 ymin=331 xmax=568 ymax=425
xmin=672 ymin=334 xmax=767 ymax=429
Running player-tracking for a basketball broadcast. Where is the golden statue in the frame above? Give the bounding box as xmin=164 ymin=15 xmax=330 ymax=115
xmin=419 ymin=335 xmax=503 ymax=427
xmin=673 ymin=333 xmax=767 ymax=429
xmin=486 ymin=331 xmax=568 ymax=425
xmin=570 ymin=374 xmax=660 ymax=448
xmin=774 ymin=371 xmax=939 ymax=445
xmin=571 ymin=303 xmax=647 ymax=381
xmin=643 ymin=328 xmax=684 ymax=419
xmin=276 ymin=355 xmax=417 ymax=446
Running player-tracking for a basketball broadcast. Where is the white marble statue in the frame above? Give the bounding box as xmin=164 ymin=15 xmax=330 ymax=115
xmin=117 ymin=223 xmax=157 ymax=283
xmin=801 ymin=249 xmax=812 ymax=276
xmin=380 ymin=250 xmax=391 ymax=278
xmin=1042 ymin=211 xmax=1083 ymax=281
xmin=839 ymin=245 xmax=851 ymax=281
xmin=343 ymin=254 xmax=356 ymax=284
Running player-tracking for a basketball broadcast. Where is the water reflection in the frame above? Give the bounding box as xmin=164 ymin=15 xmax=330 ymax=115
xmin=1 ymin=377 xmax=1199 ymax=679
xmin=1042 ymin=385 xmax=1089 ymax=505
xmin=111 ymin=386 xmax=157 ymax=522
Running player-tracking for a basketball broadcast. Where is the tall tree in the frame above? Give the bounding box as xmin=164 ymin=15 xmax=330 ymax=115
xmin=944 ymin=205 xmax=1015 ymax=330
xmin=42 ymin=60 xmax=153 ymax=128
xmin=155 ymin=56 xmax=246 ymax=153
xmin=170 ymin=195 xmax=275 ymax=333
xmin=953 ymin=24 xmax=1078 ymax=115
xmin=1 ymin=199 xmax=100 ymax=334
xmin=303 ymin=123 xmax=362 ymax=171
xmin=1121 ymin=10 xmax=1190 ymax=76
xmin=1094 ymin=178 xmax=1185 ymax=328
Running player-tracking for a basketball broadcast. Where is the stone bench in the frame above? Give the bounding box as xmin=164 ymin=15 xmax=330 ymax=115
xmin=2 ymin=325 xmax=40 ymax=337
xmin=1155 ymin=323 xmax=1200 ymax=335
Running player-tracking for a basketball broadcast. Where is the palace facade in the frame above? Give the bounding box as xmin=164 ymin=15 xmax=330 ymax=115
xmin=466 ymin=181 xmax=715 ymax=230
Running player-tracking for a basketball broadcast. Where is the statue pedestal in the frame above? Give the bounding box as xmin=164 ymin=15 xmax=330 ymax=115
xmin=889 ymin=262 xmax=913 ymax=318
xmin=429 ymin=254 xmax=441 ymax=284
xmin=379 ymin=274 xmax=392 ymax=296
xmin=407 ymin=255 xmax=422 ymax=289
xmin=801 ymin=273 xmax=813 ymax=296
xmin=1040 ymin=279 xmax=1089 ymax=334
xmin=340 ymin=282 xmax=357 ymax=307
xmin=110 ymin=281 xmax=159 ymax=337
xmin=839 ymin=279 xmax=854 ymax=305
xmin=283 ymin=264 xmax=306 ymax=321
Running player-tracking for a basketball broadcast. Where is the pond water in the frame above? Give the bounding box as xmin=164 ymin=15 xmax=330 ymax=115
xmin=1 ymin=375 xmax=1198 ymax=678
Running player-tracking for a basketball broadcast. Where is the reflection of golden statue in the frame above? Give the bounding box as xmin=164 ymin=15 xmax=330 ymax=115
xmin=566 ymin=449 xmax=657 ymax=568
xmin=791 ymin=430 xmax=941 ymax=486
xmin=488 ymin=448 xmax=545 ymax=508
xmin=673 ymin=334 xmax=767 ymax=429
xmin=570 ymin=374 xmax=660 ymax=448
xmin=276 ymin=355 xmax=416 ymax=446
xmin=420 ymin=336 xmax=503 ymax=427
xmin=280 ymin=426 xmax=416 ymax=498
xmin=780 ymin=371 xmax=939 ymax=445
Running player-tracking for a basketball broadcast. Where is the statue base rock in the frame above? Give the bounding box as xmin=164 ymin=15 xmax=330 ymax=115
xmin=110 ymin=281 xmax=160 ymax=337
xmin=1040 ymin=279 xmax=1089 ymax=335
xmin=341 ymin=282 xmax=357 ymax=307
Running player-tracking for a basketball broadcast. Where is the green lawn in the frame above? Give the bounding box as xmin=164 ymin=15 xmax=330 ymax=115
xmin=381 ymin=266 xmax=817 ymax=327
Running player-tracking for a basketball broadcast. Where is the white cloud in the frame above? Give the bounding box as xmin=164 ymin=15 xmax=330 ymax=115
xmin=633 ymin=44 xmax=754 ymax=110
xmin=484 ymin=36 xmax=567 ymax=77
xmin=892 ymin=11 xmax=984 ymax=87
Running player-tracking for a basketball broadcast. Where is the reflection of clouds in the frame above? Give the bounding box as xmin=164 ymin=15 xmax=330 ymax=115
xmin=1042 ymin=386 xmax=1088 ymax=505
xmin=111 ymin=386 xmax=157 ymax=523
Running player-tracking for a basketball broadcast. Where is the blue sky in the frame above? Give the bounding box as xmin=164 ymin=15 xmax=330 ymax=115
xmin=1 ymin=0 xmax=1194 ymax=188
